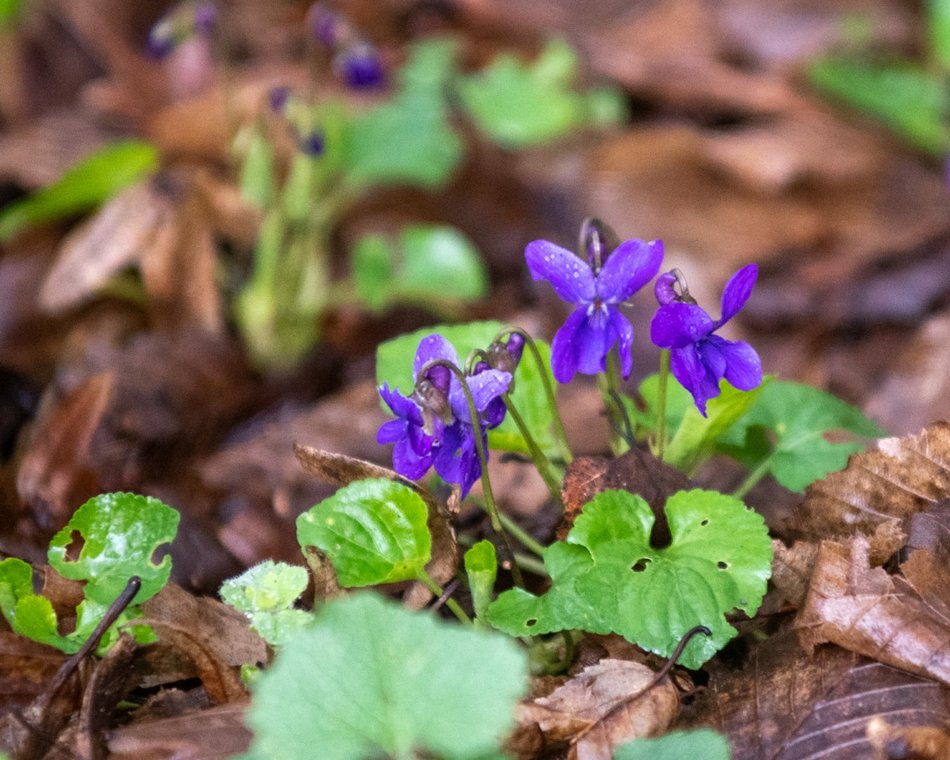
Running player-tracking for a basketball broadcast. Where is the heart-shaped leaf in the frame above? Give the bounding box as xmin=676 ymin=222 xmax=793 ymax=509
xmin=488 ymin=490 xmax=772 ymax=668
xmin=296 ymin=479 xmax=431 ymax=587
xmin=220 ymin=560 xmax=312 ymax=647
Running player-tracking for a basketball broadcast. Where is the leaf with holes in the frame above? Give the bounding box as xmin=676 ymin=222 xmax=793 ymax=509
xmin=296 ymin=479 xmax=431 ymax=587
xmin=220 ymin=560 xmax=312 ymax=647
xmin=487 ymin=490 xmax=772 ymax=669
xmin=243 ymin=592 xmax=528 ymax=760
xmin=47 ymin=492 xmax=180 ymax=607
xmin=718 ymin=380 xmax=884 ymax=492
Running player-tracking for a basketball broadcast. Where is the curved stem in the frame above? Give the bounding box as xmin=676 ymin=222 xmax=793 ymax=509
xmin=655 ymin=349 xmax=671 ymax=461
xmin=496 ymin=328 xmax=573 ymax=464
xmin=502 ymin=393 xmax=563 ymax=508
xmin=497 ymin=512 xmax=546 ymax=558
xmin=732 ymin=451 xmax=775 ymax=500
xmin=417 ymin=359 xmax=525 ymax=587
xmin=418 ymin=570 xmax=472 ymax=625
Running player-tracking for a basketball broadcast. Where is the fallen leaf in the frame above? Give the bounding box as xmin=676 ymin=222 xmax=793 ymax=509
xmin=797 ymin=422 xmax=950 ymax=542
xmin=867 ymin=716 xmax=950 ymax=760
xmin=516 ymin=659 xmax=680 ymax=760
xmin=796 ymin=537 xmax=950 ymax=686
xmin=0 ymin=632 xmax=65 ymax=712
xmin=682 ymin=627 xmax=950 ymax=759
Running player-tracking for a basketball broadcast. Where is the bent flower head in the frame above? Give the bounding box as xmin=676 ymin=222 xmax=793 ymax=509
xmin=650 ymin=264 xmax=763 ymax=416
xmin=525 ymin=233 xmax=663 ymax=383
xmin=377 ymin=335 xmax=511 ymax=497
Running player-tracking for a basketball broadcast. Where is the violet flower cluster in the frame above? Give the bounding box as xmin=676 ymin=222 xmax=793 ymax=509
xmin=307 ymin=2 xmax=384 ymax=89
xmin=147 ymin=1 xmax=217 ymax=60
xmin=377 ymin=335 xmax=520 ymax=496
xmin=526 ymin=222 xmax=762 ymax=416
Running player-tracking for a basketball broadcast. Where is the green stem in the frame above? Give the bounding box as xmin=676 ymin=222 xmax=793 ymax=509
xmin=418 ymin=570 xmax=472 ymax=625
xmin=502 ymin=393 xmax=564 ymax=508
xmin=732 ymin=452 xmax=776 ymax=500
xmin=599 ymin=353 xmax=628 ymax=455
xmin=417 ymin=359 xmax=525 ymax=587
xmin=655 ymin=349 xmax=671 ymax=461
xmin=498 ymin=512 xmax=546 ymax=558
xmin=511 ymin=329 xmax=573 ymax=464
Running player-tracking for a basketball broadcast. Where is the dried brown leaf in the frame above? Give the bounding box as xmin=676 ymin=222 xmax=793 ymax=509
xmin=682 ymin=627 xmax=950 ymax=759
xmin=905 ymin=502 xmax=950 ymax=557
xmin=15 ymin=372 xmax=111 ymax=532
xmin=0 ymin=632 xmax=65 ymax=711
xmin=107 ymin=701 xmax=250 ymax=760
xmin=867 ymin=716 xmax=950 ymax=760
xmin=796 ymin=537 xmax=950 ymax=686
xmin=797 ymin=422 xmax=950 ymax=542
xmin=516 ymin=659 xmax=679 ymax=760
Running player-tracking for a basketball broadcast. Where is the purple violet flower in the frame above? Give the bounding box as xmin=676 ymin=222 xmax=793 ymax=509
xmin=377 ymin=335 xmax=511 ymax=497
xmin=650 ymin=264 xmax=763 ymax=416
xmin=146 ymin=1 xmax=217 ymax=60
xmin=525 ymin=236 xmax=663 ymax=383
xmin=335 ymin=43 xmax=385 ymax=89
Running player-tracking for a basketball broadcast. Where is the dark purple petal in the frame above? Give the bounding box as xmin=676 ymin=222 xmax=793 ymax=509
xmin=596 ymin=239 xmax=663 ymax=304
xmin=506 ymin=333 xmax=525 ymax=365
xmin=571 ymin=308 xmax=613 ymax=376
xmin=377 ymin=418 xmax=406 ymax=445
xmin=550 ymin=306 xmax=589 ymax=383
xmin=705 ymin=335 xmax=762 ymax=390
xmin=464 ymin=370 xmax=512 ymax=414
xmin=433 ymin=423 xmax=483 ymax=498
xmin=525 ymin=240 xmax=596 ymax=305
xmin=482 ymin=397 xmax=507 ymax=429
xmin=413 ymin=335 xmax=459 ymax=381
xmin=606 ymin=308 xmax=635 ymax=379
xmin=392 ymin=437 xmax=433 ymax=480
xmin=379 ymin=383 xmax=422 ymax=423
xmin=669 ymin=344 xmax=720 ymax=417
xmin=654 ymin=271 xmax=678 ymax=306
xmin=716 ymin=264 xmax=758 ymax=327
xmin=650 ymin=302 xmax=714 ymax=349
xmin=407 ymin=419 xmax=435 ymax=455
xmin=337 ymin=43 xmax=385 ymax=89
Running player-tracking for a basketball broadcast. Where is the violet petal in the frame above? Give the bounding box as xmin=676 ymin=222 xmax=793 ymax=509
xmin=717 ymin=264 xmax=758 ymax=327
xmin=596 ymin=239 xmax=663 ymax=304
xmin=525 ymin=240 xmax=596 ymax=305
xmin=650 ymin=302 xmax=714 ymax=349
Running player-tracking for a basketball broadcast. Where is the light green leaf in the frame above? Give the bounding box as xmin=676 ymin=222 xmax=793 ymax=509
xmin=243 ymin=593 xmax=528 ymax=760
xmin=719 ymin=380 xmax=884 ymax=492
xmin=0 ymin=557 xmax=33 ymax=621
xmin=614 ymin=729 xmax=731 ymax=760
xmin=376 ymin=322 xmax=558 ymax=455
xmin=809 ymin=57 xmax=950 ymax=155
xmin=456 ymin=37 xmax=623 ymax=148
xmin=47 ymin=492 xmax=180 ymax=607
xmin=11 ymin=595 xmax=65 ymax=650
xmin=664 ymin=378 xmax=769 ymax=472
xmin=352 ymin=233 xmax=393 ymax=311
xmin=296 ymin=479 xmax=431 ymax=587
xmin=236 ymin=126 xmax=276 ymax=209
xmin=930 ymin=0 xmax=950 ymax=72
xmin=464 ymin=540 xmax=497 ymax=623
xmin=488 ymin=490 xmax=772 ymax=669
xmin=626 ymin=372 xmax=700 ymax=442
xmin=220 ymin=561 xmax=312 ymax=647
xmin=0 ymin=141 xmax=159 ymax=241
xmin=0 ymin=0 xmax=24 ymax=25
xmin=353 ymin=225 xmax=488 ymax=313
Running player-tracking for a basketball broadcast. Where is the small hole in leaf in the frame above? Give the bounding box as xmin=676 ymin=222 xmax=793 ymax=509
xmin=717 ymin=561 xmax=728 ymax=570
xmin=525 ymin=618 xmax=537 ymax=628
xmin=63 ymin=530 xmax=85 ymax=562
xmin=151 ymin=545 xmax=171 ymax=567
xmin=631 ymin=558 xmax=651 ymax=572
xmin=701 ymin=519 xmax=709 ymax=527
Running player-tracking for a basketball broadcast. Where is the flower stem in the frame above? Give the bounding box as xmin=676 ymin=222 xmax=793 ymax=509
xmin=497 ymin=512 xmax=547 ymax=557
xmin=655 ymin=349 xmax=670 ymax=461
xmin=510 ymin=329 xmax=573 ymax=464
xmin=418 ymin=359 xmax=525 ymax=587
xmin=418 ymin=570 xmax=472 ymax=625
xmin=502 ymin=393 xmax=564 ymax=508
xmin=732 ymin=451 xmax=775 ymax=500
xmin=599 ymin=353 xmax=631 ymax=455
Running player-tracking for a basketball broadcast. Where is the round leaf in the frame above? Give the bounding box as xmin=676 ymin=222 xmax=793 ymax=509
xmin=47 ymin=492 xmax=180 ymax=606
xmin=220 ymin=560 xmax=313 ymax=647
xmin=296 ymin=479 xmax=431 ymax=587
xmin=244 ymin=593 xmax=528 ymax=760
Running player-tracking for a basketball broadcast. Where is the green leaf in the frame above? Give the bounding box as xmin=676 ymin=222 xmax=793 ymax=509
xmin=626 ymin=372 xmax=700 ymax=442
xmin=0 ymin=557 xmax=33 ymax=621
xmin=11 ymin=595 xmax=65 ymax=650
xmin=47 ymin=492 xmax=180 ymax=607
xmin=487 ymin=489 xmax=772 ymax=669
xmin=0 ymin=0 xmax=24 ymax=25
xmin=220 ymin=561 xmax=313 ymax=647
xmin=929 ymin=0 xmax=950 ymax=72
xmin=353 ymin=225 xmax=488 ymax=313
xmin=663 ymin=378 xmax=769 ymax=472
xmin=376 ymin=322 xmax=558 ymax=455
xmin=718 ymin=380 xmax=884 ymax=492
xmin=243 ymin=593 xmax=528 ymax=760
xmin=296 ymin=479 xmax=432 ymax=587
xmin=456 ymin=37 xmax=623 ymax=148
xmin=352 ymin=233 xmax=393 ymax=311
xmin=236 ymin=126 xmax=276 ymax=209
xmin=0 ymin=140 xmax=160 ymax=241
xmin=464 ymin=541 xmax=497 ymax=623
xmin=614 ymin=729 xmax=731 ymax=760
xmin=809 ymin=57 xmax=950 ymax=155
